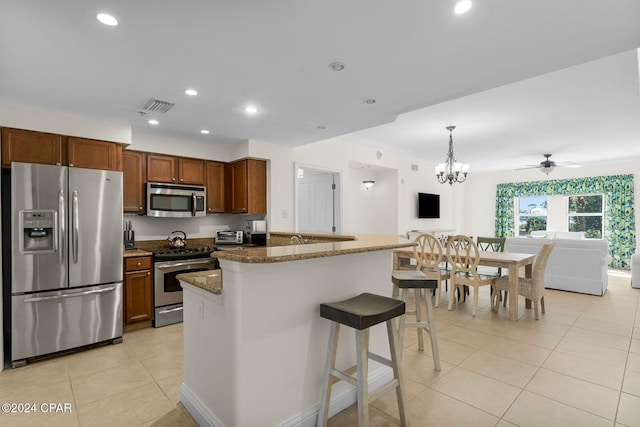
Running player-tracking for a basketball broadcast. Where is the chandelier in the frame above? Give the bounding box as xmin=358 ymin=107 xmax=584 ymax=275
xmin=435 ymin=125 xmax=469 ymax=185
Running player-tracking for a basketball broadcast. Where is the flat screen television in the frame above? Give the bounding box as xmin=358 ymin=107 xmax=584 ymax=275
xmin=418 ymin=192 xmax=440 ymax=218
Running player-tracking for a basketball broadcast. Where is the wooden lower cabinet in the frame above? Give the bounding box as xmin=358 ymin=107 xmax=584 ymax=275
xmin=124 ymin=256 xmax=153 ymax=329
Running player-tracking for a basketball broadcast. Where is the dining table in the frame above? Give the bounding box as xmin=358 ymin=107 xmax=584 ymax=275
xmin=394 ymin=249 xmax=536 ymax=321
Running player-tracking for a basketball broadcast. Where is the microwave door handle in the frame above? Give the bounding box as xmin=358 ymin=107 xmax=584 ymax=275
xmin=192 ymin=192 xmax=196 ymax=216
xmin=58 ymin=190 xmax=65 ymax=265
xmin=72 ymin=190 xmax=79 ymax=264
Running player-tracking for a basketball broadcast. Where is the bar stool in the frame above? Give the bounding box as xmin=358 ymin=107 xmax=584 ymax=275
xmin=391 ymin=271 xmax=441 ymax=371
xmin=317 ymin=292 xmax=410 ymax=427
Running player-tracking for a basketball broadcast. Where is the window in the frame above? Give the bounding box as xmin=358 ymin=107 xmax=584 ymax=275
xmin=567 ymin=195 xmax=603 ymax=238
xmin=517 ymin=196 xmax=547 ymax=236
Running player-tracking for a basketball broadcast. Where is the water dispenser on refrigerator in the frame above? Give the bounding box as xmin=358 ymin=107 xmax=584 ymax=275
xmin=19 ymin=210 xmax=56 ymax=254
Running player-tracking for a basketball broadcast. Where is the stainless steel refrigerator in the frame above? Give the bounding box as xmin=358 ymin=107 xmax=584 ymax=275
xmin=8 ymin=162 xmax=123 ymax=366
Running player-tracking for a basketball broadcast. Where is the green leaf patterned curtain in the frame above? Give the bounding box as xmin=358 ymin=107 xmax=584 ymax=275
xmin=495 ymin=174 xmax=635 ymax=269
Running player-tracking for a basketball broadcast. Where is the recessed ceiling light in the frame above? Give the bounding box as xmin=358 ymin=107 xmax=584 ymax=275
xmin=148 ymin=119 xmax=159 ymax=125
xmin=328 ymin=62 xmax=345 ymax=71
xmin=244 ymin=105 xmax=259 ymax=115
xmin=364 ymin=99 xmax=376 ymax=104
xmin=454 ymin=0 xmax=472 ymax=14
xmin=96 ymin=13 xmax=118 ymax=26
xmin=200 ymin=129 xmax=210 ymax=134
xmin=185 ymin=89 xmax=198 ymax=96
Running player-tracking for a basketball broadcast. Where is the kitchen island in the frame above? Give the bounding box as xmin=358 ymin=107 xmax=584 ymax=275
xmin=177 ymin=233 xmax=414 ymax=427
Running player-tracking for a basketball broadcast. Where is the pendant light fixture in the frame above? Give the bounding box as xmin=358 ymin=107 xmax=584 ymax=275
xmin=435 ymin=125 xmax=469 ymax=185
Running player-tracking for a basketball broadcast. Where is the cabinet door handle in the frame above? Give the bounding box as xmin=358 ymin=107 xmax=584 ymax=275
xmin=139 ymin=206 xmax=143 ymax=210
xmin=137 ymin=262 xmax=142 ymax=267
xmin=147 ymin=272 xmax=151 ymax=276
xmin=172 ymin=177 xmax=176 ymax=181
xmin=180 ymin=178 xmax=184 ymax=182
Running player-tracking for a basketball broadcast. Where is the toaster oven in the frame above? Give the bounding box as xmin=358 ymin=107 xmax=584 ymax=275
xmin=216 ymin=230 xmax=244 ymax=245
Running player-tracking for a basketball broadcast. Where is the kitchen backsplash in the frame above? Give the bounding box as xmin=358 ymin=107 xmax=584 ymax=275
xmin=125 ymin=214 xmax=266 ymax=241
xmin=136 ymin=237 xmax=217 ymax=252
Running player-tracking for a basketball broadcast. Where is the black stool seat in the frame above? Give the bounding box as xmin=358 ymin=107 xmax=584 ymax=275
xmin=392 ymin=270 xmax=438 ymax=289
xmin=320 ymin=292 xmax=405 ymax=330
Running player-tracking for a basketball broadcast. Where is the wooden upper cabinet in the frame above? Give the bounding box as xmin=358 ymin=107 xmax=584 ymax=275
xmin=1 ymin=127 xmax=63 ymax=167
xmin=206 ymin=161 xmax=225 ymax=213
xmin=230 ymin=158 xmax=266 ymax=214
xmin=178 ymin=157 xmax=205 ymax=185
xmin=67 ymin=137 xmax=120 ymax=171
xmin=123 ymin=150 xmax=145 ymax=213
xmin=146 ymin=154 xmax=177 ymax=183
xmin=146 ymin=154 xmax=204 ymax=185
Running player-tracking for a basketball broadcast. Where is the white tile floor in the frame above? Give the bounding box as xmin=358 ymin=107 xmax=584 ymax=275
xmin=0 ymin=270 xmax=638 ymax=426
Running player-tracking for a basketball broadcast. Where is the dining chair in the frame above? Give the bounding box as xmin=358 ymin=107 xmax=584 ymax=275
xmin=446 ymin=235 xmax=497 ymax=316
xmin=475 ymin=236 xmax=506 ymax=277
xmin=491 ymin=242 xmax=555 ymax=319
xmin=413 ymin=233 xmax=450 ymax=308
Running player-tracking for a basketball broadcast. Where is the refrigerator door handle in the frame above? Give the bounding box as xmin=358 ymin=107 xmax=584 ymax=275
xmin=23 ymin=286 xmax=117 ymax=303
xmin=58 ymin=190 xmax=65 ymax=265
xmin=72 ymin=190 xmax=79 ymax=264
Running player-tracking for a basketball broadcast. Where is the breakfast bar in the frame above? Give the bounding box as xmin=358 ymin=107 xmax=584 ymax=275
xmin=177 ymin=233 xmax=414 ymax=427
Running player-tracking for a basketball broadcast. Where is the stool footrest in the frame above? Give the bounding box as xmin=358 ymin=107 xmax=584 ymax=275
xmin=367 ymin=351 xmax=392 ymax=368
xmin=329 ymin=369 xmax=358 ymax=387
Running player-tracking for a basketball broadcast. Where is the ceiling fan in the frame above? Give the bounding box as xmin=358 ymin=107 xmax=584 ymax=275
xmin=518 ymin=154 xmax=581 ymax=175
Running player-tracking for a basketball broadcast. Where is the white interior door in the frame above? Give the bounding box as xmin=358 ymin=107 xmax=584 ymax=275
xmin=295 ymin=165 xmax=341 ymax=233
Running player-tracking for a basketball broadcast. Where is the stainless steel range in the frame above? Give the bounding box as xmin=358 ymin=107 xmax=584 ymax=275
xmin=153 ymin=247 xmax=218 ymax=327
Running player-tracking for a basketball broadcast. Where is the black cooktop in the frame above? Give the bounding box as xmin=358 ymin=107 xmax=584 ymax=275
xmin=154 ymin=246 xmax=214 ymax=262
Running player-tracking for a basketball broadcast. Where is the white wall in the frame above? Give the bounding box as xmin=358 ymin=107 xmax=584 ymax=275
xmin=458 ymin=160 xmax=640 ymax=242
xmin=248 ymin=137 xmax=456 ymax=236
xmin=130 ymin=131 xmax=234 ymax=161
xmin=0 ymin=103 xmax=131 ymax=144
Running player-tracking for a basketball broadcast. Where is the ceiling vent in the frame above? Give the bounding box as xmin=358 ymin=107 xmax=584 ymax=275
xmin=411 ymin=164 xmax=419 ymax=171
xmin=142 ymin=98 xmax=175 ymax=114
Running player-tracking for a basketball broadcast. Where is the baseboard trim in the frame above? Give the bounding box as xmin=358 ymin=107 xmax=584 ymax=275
xmin=180 ymin=383 xmax=225 ymax=427
xmin=180 ymin=366 xmax=393 ymax=427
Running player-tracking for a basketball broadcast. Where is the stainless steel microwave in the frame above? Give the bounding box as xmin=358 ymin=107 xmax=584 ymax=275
xmin=147 ymin=182 xmax=206 ymax=217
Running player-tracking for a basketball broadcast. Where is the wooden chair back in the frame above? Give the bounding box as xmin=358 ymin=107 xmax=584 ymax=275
xmin=446 ymin=235 xmax=481 ymax=274
xmin=413 ymin=233 xmax=443 ymax=271
xmin=532 ymin=242 xmax=555 ymax=288
xmin=476 ymin=236 xmax=506 ymax=252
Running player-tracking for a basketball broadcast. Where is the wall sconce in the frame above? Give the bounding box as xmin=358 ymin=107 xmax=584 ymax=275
xmin=363 ymin=180 xmax=375 ymax=190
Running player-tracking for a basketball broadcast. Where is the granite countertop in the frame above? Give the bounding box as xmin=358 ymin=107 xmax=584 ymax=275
xmin=124 ymin=248 xmax=153 ymax=258
xmin=176 ymin=270 xmax=223 ymax=295
xmin=212 ymin=233 xmax=415 ymax=264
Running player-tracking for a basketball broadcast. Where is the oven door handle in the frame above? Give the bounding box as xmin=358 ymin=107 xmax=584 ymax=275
xmin=158 ymin=306 xmax=184 ymax=315
xmin=156 ymin=259 xmax=215 ymax=271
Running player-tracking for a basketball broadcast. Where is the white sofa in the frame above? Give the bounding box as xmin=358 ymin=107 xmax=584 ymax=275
xmin=504 ymin=237 xmax=611 ymax=295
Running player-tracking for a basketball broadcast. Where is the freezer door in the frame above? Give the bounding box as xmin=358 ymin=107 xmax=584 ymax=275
xmin=11 ymin=163 xmax=67 ymax=293
xmin=68 ymin=168 xmax=123 ymax=287
xmin=11 ymin=283 xmax=123 ymax=361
